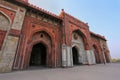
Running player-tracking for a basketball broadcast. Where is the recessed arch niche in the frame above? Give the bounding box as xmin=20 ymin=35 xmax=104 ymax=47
xmin=72 ymin=30 xmax=87 ymax=65
xmin=0 ymin=12 xmax=11 ymax=50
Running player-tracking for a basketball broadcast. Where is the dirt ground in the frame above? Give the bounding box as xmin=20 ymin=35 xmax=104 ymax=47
xmin=0 ymin=63 xmax=120 ymax=80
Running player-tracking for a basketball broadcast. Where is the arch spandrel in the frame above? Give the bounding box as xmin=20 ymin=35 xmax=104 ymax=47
xmin=24 ymin=30 xmax=55 ymax=68
xmin=72 ymin=30 xmax=89 ymax=50
xmin=32 ymin=31 xmax=52 ymax=45
xmin=0 ymin=12 xmax=11 ymax=31
xmin=0 ymin=12 xmax=11 ymax=50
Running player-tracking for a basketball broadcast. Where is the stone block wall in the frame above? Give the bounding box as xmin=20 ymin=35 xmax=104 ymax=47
xmin=13 ymin=9 xmax=62 ymax=69
xmin=0 ymin=0 xmax=26 ymax=72
xmin=0 ymin=0 xmax=111 ymax=73
xmin=60 ymin=10 xmax=96 ymax=66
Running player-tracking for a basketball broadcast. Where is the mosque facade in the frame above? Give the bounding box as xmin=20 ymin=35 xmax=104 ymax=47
xmin=0 ymin=0 xmax=111 ymax=72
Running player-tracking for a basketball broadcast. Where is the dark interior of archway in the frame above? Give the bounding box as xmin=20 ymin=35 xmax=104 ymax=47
xmin=29 ymin=43 xmax=47 ymax=66
xmin=72 ymin=47 xmax=79 ymax=65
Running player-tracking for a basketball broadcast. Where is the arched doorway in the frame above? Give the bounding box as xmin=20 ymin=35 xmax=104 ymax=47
xmin=93 ymin=45 xmax=101 ymax=64
xmin=72 ymin=30 xmax=87 ymax=65
xmin=29 ymin=43 xmax=47 ymax=67
xmin=72 ymin=47 xmax=79 ymax=65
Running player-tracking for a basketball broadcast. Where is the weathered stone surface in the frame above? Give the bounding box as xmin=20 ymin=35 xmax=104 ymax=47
xmin=11 ymin=7 xmax=26 ymax=30
xmin=62 ymin=44 xmax=67 ymax=67
xmin=86 ymin=50 xmax=96 ymax=64
xmin=0 ymin=0 xmax=111 ymax=73
xmin=0 ymin=12 xmax=10 ymax=31
xmin=72 ymin=32 xmax=87 ymax=64
xmin=0 ymin=0 xmax=26 ymax=73
xmin=0 ymin=36 xmax=19 ymax=73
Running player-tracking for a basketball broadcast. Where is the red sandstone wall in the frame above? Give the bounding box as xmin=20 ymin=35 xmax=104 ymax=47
xmin=14 ymin=15 xmax=62 ymax=69
xmin=0 ymin=1 xmax=17 ymax=51
xmin=0 ymin=0 xmax=111 ymax=71
xmin=90 ymin=34 xmax=111 ymax=63
xmin=0 ymin=0 xmax=27 ymax=72
xmin=60 ymin=11 xmax=92 ymax=50
xmin=91 ymin=35 xmax=104 ymax=63
xmin=60 ymin=11 xmax=111 ymax=64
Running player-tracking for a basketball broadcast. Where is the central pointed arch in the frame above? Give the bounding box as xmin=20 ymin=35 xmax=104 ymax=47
xmin=72 ymin=29 xmax=89 ymax=50
xmin=29 ymin=43 xmax=47 ymax=66
xmin=18 ymin=30 xmax=56 ymax=69
xmin=28 ymin=31 xmax=52 ymax=67
xmin=71 ymin=29 xmax=88 ymax=65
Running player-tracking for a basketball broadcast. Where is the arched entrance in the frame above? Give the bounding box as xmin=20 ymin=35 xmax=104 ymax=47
xmin=71 ymin=30 xmax=87 ymax=65
xmin=29 ymin=43 xmax=47 ymax=67
xmin=72 ymin=47 xmax=79 ymax=65
xmin=93 ymin=45 xmax=101 ymax=64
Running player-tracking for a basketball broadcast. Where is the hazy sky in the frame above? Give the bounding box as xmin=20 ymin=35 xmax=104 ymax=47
xmin=29 ymin=0 xmax=120 ymax=58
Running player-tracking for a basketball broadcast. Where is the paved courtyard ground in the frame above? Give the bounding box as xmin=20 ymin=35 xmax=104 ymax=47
xmin=0 ymin=63 xmax=120 ymax=80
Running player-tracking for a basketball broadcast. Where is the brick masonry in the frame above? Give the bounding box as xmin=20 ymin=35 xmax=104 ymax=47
xmin=0 ymin=0 xmax=111 ymax=73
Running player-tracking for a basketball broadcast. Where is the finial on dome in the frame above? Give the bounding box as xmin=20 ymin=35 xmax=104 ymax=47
xmin=62 ymin=9 xmax=64 ymax=12
xmin=21 ymin=0 xmax=28 ymax=3
xmin=86 ymin=22 xmax=88 ymax=25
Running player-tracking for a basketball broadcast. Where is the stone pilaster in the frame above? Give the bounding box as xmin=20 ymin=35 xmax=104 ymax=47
xmin=0 ymin=5 xmax=26 ymax=72
xmin=62 ymin=44 xmax=73 ymax=67
xmin=86 ymin=50 xmax=96 ymax=64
